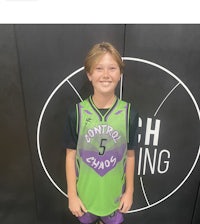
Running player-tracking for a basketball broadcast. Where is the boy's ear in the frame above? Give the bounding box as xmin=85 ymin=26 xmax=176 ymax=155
xmin=87 ymin=73 xmax=92 ymax=81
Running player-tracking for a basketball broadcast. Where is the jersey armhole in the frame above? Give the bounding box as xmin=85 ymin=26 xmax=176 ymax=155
xmin=126 ymin=103 xmax=131 ymax=143
xmin=76 ymin=103 xmax=80 ymax=135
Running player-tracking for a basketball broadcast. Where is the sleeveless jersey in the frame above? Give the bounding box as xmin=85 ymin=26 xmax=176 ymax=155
xmin=75 ymin=96 xmax=130 ymax=216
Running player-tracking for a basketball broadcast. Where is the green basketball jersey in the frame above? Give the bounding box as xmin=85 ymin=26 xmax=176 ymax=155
xmin=76 ymin=96 xmax=130 ymax=216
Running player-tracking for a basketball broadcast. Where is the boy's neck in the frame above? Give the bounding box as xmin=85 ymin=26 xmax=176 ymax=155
xmin=92 ymin=93 xmax=116 ymax=109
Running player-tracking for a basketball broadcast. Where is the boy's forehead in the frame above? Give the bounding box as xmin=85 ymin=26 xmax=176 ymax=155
xmin=95 ymin=53 xmax=117 ymax=64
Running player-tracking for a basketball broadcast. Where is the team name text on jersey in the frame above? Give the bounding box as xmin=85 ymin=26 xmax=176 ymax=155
xmin=85 ymin=124 xmax=121 ymax=143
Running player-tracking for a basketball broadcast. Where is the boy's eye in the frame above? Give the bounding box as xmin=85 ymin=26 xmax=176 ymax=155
xmin=109 ymin=67 xmax=117 ymax=71
xmin=96 ymin=67 xmax=103 ymax=70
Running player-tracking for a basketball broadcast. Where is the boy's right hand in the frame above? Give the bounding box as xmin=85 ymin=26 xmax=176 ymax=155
xmin=68 ymin=195 xmax=87 ymax=217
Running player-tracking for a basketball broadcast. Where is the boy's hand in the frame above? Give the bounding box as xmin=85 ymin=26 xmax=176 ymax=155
xmin=69 ymin=195 xmax=87 ymax=217
xmin=118 ymin=191 xmax=133 ymax=213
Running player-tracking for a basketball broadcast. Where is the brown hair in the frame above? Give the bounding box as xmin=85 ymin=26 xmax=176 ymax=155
xmin=84 ymin=42 xmax=124 ymax=74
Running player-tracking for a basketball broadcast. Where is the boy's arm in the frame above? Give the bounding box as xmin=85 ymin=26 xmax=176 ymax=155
xmin=66 ymin=148 xmax=87 ymax=217
xmin=118 ymin=149 xmax=135 ymax=213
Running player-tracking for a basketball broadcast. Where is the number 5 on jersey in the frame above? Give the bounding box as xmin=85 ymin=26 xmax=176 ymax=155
xmin=99 ymin=139 xmax=107 ymax=155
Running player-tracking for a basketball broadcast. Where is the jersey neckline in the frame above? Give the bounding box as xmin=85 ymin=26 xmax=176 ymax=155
xmin=88 ymin=95 xmax=119 ymax=121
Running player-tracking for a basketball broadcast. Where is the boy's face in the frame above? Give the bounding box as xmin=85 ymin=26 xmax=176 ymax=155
xmin=87 ymin=53 xmax=121 ymax=96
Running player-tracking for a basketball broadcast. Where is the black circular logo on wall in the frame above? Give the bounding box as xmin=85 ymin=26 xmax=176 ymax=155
xmin=37 ymin=57 xmax=200 ymax=213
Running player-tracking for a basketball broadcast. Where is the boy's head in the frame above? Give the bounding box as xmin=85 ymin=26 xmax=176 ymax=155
xmin=84 ymin=42 xmax=124 ymax=74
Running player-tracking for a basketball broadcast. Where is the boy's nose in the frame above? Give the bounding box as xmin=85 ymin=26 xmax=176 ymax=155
xmin=103 ymin=69 xmax=109 ymax=77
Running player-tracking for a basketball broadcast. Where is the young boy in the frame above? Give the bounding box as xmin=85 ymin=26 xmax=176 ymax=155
xmin=65 ymin=42 xmax=138 ymax=224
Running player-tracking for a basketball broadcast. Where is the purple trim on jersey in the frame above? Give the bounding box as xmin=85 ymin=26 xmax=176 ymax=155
xmin=84 ymin=109 xmax=92 ymax=115
xmin=115 ymin=110 xmax=123 ymax=115
xmin=79 ymin=144 xmax=126 ymax=176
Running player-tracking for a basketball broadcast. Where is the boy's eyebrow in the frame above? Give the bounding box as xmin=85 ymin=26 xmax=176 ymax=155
xmin=96 ymin=63 xmax=118 ymax=65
